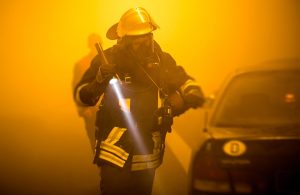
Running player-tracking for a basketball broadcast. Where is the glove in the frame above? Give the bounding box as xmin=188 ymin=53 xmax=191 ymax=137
xmin=96 ymin=63 xmax=116 ymax=83
xmin=183 ymin=88 xmax=205 ymax=108
xmin=168 ymin=92 xmax=187 ymax=116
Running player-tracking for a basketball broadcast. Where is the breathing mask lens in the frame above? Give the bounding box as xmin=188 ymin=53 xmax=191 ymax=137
xmin=127 ymin=33 xmax=154 ymax=60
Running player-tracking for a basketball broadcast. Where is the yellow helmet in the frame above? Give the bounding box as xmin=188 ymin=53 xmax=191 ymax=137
xmin=106 ymin=7 xmax=159 ymax=40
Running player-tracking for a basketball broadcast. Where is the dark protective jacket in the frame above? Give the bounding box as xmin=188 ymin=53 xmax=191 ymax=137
xmin=74 ymin=42 xmax=203 ymax=171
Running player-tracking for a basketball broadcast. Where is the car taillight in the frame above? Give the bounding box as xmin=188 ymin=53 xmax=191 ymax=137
xmin=193 ymin=152 xmax=228 ymax=180
xmin=191 ymin=146 xmax=252 ymax=194
xmin=192 ymin=151 xmax=231 ymax=193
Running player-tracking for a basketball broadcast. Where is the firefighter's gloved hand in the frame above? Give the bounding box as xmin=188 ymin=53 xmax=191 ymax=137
xmin=183 ymin=88 xmax=205 ymax=108
xmin=96 ymin=63 xmax=116 ymax=83
xmin=169 ymin=92 xmax=187 ymax=116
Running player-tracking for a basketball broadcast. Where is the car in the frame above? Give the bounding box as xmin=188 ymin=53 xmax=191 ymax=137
xmin=189 ymin=58 xmax=300 ymax=195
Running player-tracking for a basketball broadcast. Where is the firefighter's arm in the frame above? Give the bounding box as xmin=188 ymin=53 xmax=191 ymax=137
xmin=169 ymin=81 xmax=204 ymax=116
xmin=161 ymin=53 xmax=204 ymax=115
xmin=178 ymin=79 xmax=205 ymax=108
xmin=74 ymin=55 xmax=114 ymax=106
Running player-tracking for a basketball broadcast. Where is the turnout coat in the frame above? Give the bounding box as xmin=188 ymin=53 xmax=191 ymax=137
xmin=74 ymin=42 xmax=201 ymax=171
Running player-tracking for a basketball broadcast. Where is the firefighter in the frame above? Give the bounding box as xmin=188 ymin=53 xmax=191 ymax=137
xmin=74 ymin=7 xmax=204 ymax=195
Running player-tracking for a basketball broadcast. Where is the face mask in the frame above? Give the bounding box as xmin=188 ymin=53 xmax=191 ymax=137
xmin=126 ymin=33 xmax=154 ymax=61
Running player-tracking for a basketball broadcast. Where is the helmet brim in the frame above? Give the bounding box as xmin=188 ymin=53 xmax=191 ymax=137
xmin=106 ymin=23 xmax=119 ymax=40
xmin=106 ymin=22 xmax=159 ymax=40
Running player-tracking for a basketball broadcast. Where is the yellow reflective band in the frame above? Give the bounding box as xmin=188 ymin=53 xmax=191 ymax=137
xmin=104 ymin=127 xmax=119 ymax=143
xmin=152 ymin=131 xmax=161 ymax=137
xmin=132 ymin=152 xmax=161 ymax=163
xmin=99 ymin=150 xmax=126 ymax=168
xmin=179 ymin=79 xmax=199 ymax=95
xmin=158 ymin=91 xmax=162 ymax=108
xmin=104 ymin=127 xmax=126 ymax=145
xmin=152 ymin=131 xmax=162 ymax=154
xmin=75 ymin=83 xmax=89 ymax=106
xmin=132 ymin=131 xmax=162 ymax=162
xmin=100 ymin=141 xmax=129 ymax=160
xmin=119 ymin=98 xmax=131 ymax=113
xmin=131 ymin=159 xmax=161 ymax=171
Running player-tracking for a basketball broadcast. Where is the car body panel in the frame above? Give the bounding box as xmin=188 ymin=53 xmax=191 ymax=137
xmin=190 ymin=58 xmax=300 ymax=195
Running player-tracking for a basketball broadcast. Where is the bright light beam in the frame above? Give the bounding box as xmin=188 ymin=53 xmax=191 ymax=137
xmin=109 ymin=79 xmax=147 ymax=154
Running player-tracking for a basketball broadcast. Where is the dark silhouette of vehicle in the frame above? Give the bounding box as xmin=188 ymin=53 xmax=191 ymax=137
xmin=189 ymin=58 xmax=300 ymax=195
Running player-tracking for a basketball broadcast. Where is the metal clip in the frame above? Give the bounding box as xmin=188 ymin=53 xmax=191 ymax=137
xmin=125 ymin=76 xmax=132 ymax=84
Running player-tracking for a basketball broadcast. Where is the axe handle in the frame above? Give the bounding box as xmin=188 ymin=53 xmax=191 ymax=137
xmin=95 ymin=42 xmax=108 ymax=65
